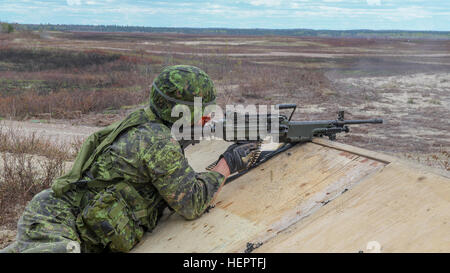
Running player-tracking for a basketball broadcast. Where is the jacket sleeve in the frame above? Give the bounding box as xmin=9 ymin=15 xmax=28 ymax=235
xmin=141 ymin=136 xmax=225 ymax=220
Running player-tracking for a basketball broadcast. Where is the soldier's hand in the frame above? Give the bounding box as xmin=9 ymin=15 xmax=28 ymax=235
xmin=220 ymin=142 xmax=259 ymax=174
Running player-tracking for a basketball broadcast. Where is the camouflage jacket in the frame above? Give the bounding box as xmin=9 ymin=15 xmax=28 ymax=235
xmin=85 ymin=120 xmax=224 ymax=221
xmin=54 ymin=108 xmax=224 ymax=231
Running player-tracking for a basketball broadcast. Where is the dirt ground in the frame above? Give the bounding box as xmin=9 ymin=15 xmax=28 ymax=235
xmin=0 ymin=229 xmax=16 ymax=249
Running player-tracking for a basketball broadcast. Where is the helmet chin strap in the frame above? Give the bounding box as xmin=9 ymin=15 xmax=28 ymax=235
xmin=149 ymin=103 xmax=173 ymax=127
xmin=178 ymin=138 xmax=200 ymax=151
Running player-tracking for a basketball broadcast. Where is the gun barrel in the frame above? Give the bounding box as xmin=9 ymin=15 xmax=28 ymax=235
xmin=340 ymin=119 xmax=383 ymax=125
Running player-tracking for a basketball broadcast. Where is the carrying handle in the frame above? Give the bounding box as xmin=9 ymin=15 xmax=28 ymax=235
xmin=276 ymin=104 xmax=297 ymax=121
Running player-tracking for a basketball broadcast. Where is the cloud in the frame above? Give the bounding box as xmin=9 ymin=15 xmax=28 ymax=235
xmin=2 ymin=0 xmax=449 ymax=30
xmin=67 ymin=0 xmax=82 ymax=6
xmin=367 ymin=0 xmax=381 ymax=6
xmin=248 ymin=0 xmax=283 ymax=7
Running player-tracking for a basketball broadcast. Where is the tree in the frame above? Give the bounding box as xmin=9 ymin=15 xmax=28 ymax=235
xmin=7 ymin=24 xmax=14 ymax=33
xmin=1 ymin=23 xmax=14 ymax=34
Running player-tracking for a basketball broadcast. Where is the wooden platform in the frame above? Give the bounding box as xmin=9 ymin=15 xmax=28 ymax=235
xmin=132 ymin=138 xmax=449 ymax=253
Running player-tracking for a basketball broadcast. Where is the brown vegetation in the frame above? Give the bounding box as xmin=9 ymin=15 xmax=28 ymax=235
xmin=0 ymin=125 xmax=76 ymax=229
xmin=0 ymin=46 xmax=160 ymax=119
xmin=0 ymin=88 xmax=147 ymax=118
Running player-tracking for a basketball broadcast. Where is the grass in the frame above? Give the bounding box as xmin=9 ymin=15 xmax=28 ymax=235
xmin=0 ymin=47 xmax=121 ymax=72
xmin=0 ymin=125 xmax=77 ymax=160
xmin=0 ymin=46 xmax=161 ymax=119
xmin=0 ymin=125 xmax=80 ymax=229
xmin=0 ymin=40 xmax=332 ymax=118
xmin=235 ymin=64 xmax=330 ymax=98
xmin=0 ymin=88 xmax=148 ymax=119
xmin=428 ymin=99 xmax=441 ymax=105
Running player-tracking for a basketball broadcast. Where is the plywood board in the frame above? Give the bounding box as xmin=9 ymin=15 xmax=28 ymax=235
xmin=255 ymin=162 xmax=450 ymax=253
xmin=132 ymin=141 xmax=385 ymax=252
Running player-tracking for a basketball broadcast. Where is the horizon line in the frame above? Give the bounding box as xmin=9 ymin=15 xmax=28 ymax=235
xmin=8 ymin=23 xmax=450 ymax=33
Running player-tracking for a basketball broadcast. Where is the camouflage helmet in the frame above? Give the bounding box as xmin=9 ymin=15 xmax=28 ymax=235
xmin=149 ymin=65 xmax=216 ymax=124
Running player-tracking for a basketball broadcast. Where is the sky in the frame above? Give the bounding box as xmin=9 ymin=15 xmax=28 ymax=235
xmin=0 ymin=0 xmax=449 ymax=31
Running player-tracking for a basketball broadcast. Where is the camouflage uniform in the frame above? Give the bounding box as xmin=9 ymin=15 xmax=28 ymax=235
xmin=1 ymin=65 xmax=224 ymax=253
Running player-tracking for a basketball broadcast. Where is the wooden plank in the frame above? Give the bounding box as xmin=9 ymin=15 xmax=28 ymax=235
xmin=184 ymin=140 xmax=232 ymax=172
xmin=255 ymin=162 xmax=450 ymax=253
xmin=313 ymin=138 xmax=449 ymax=178
xmin=312 ymin=138 xmax=395 ymax=164
xmin=132 ymin=141 xmax=385 ymax=252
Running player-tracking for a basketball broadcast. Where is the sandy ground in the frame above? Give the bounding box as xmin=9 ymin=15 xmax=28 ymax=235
xmin=0 ymin=230 xmax=16 ymax=249
xmin=0 ymin=120 xmax=99 ymax=147
xmin=88 ymin=47 xmax=450 ymax=59
xmin=337 ymin=72 xmax=450 ymax=150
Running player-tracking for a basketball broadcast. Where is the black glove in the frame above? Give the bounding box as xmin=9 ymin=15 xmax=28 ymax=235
xmin=220 ymin=142 xmax=259 ymax=174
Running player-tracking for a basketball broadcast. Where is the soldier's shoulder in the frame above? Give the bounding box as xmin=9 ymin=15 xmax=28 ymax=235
xmin=133 ymin=122 xmax=182 ymax=156
xmin=134 ymin=121 xmax=174 ymax=141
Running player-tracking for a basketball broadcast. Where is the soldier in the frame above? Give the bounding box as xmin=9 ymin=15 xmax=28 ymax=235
xmin=1 ymin=65 xmax=258 ymax=253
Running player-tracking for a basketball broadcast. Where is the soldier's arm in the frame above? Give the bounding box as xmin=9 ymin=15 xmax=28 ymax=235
xmin=209 ymin=158 xmax=230 ymax=204
xmin=142 ymin=136 xmax=227 ymax=220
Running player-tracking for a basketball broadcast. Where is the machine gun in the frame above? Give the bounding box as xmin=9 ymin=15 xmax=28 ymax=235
xmin=204 ymin=104 xmax=383 ymax=182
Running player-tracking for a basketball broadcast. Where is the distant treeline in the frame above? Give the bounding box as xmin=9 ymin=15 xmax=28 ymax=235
xmin=13 ymin=24 xmax=450 ymax=39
